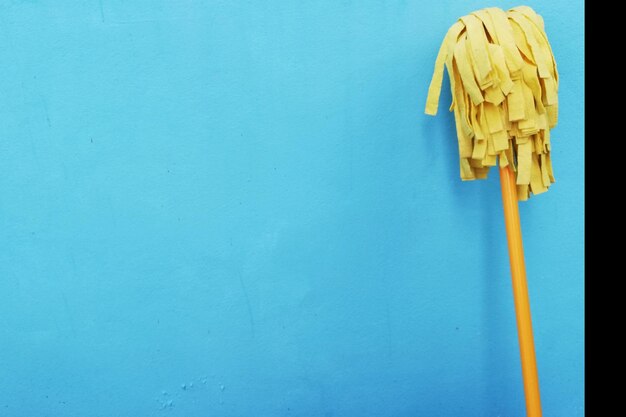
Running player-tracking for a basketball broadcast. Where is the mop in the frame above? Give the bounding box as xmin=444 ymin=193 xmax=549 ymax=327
xmin=424 ymin=6 xmax=558 ymax=417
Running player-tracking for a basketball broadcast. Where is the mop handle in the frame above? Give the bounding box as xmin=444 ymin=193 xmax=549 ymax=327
xmin=499 ymin=166 xmax=542 ymax=417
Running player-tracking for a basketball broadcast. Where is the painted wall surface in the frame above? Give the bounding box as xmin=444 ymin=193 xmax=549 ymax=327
xmin=0 ymin=1 xmax=584 ymax=416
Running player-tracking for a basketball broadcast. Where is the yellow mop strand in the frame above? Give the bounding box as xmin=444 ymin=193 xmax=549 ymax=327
xmin=425 ymin=6 xmax=558 ymax=201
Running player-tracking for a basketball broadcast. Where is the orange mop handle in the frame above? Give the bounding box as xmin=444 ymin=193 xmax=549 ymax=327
xmin=499 ymin=166 xmax=542 ymax=417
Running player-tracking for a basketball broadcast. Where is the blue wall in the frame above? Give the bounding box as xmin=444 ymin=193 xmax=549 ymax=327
xmin=0 ymin=1 xmax=584 ymax=416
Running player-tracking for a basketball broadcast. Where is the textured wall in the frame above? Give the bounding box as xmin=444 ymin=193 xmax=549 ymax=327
xmin=0 ymin=1 xmax=584 ymax=416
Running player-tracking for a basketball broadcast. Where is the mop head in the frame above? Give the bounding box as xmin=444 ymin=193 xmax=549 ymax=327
xmin=425 ymin=6 xmax=558 ymax=200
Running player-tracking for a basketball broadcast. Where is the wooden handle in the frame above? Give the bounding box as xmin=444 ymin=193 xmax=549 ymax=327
xmin=499 ymin=166 xmax=542 ymax=417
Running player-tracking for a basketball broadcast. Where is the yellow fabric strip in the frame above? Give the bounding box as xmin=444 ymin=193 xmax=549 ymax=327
xmin=484 ymin=102 xmax=504 ymax=133
xmin=484 ymin=153 xmax=497 ymax=167
xmin=470 ymin=102 xmax=485 ymax=141
xmin=507 ymin=79 xmax=526 ymax=122
xmin=493 ymin=130 xmax=510 ymax=152
xmin=545 ymin=153 xmax=555 ymax=182
xmin=460 ymin=158 xmax=475 ymax=180
xmin=516 ymin=141 xmax=532 ymax=185
xmin=485 ymin=8 xmax=523 ymax=74
xmin=460 ymin=15 xmax=493 ymax=89
xmin=499 ymin=150 xmax=510 ymax=167
xmin=508 ymin=19 xmax=534 ymax=63
xmin=475 ymin=167 xmax=489 ymax=179
xmin=488 ymin=44 xmax=514 ymax=95
xmin=472 ymin=10 xmax=498 ymax=43
xmin=511 ymin=6 xmax=545 ymax=31
xmin=472 ymin=139 xmax=487 ymax=160
xmin=517 ymin=184 xmax=530 ymax=201
xmin=424 ymin=22 xmax=465 ymax=115
xmin=454 ymin=37 xmax=485 ymax=105
xmin=508 ymin=11 xmax=552 ymax=79
xmin=529 ymin=153 xmax=548 ymax=195
xmin=424 ymin=42 xmax=448 ymax=116
xmin=540 ymin=154 xmax=551 ymax=188
xmin=454 ymin=109 xmax=473 ymax=159
xmin=521 ymin=63 xmax=545 ymax=115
